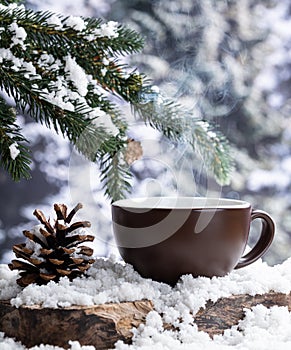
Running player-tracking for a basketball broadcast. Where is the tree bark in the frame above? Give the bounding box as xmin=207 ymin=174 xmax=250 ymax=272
xmin=0 ymin=299 xmax=154 ymax=349
xmin=194 ymin=291 xmax=291 ymax=337
xmin=1 ymin=291 xmax=291 ymax=349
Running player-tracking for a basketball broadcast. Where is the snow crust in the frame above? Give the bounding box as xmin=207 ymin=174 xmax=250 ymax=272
xmin=64 ymin=56 xmax=88 ymax=97
xmin=9 ymin=142 xmax=20 ymax=160
xmin=1 ymin=257 xmax=291 ymax=349
xmin=8 ymin=22 xmax=27 ymax=47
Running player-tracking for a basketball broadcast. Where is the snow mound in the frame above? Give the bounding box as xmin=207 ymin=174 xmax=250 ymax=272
xmin=1 ymin=257 xmax=291 ymax=349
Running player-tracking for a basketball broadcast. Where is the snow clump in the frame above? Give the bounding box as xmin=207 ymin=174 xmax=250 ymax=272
xmin=2 ymin=257 xmax=291 ymax=348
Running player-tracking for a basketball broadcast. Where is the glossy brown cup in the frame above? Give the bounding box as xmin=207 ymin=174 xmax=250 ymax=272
xmin=111 ymin=197 xmax=275 ymax=285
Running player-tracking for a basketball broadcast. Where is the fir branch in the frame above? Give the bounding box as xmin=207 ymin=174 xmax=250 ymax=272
xmin=0 ymin=59 xmax=124 ymax=144
xmin=0 ymin=0 xmax=23 ymax=5
xmin=85 ymin=18 xmax=144 ymax=55
xmin=99 ymin=150 xmax=132 ymax=202
xmin=86 ymin=84 xmax=127 ymax=133
xmin=0 ymin=2 xmax=234 ymax=200
xmin=131 ymin=89 xmax=233 ymax=185
xmin=0 ymin=96 xmax=31 ymax=180
xmin=0 ymin=6 xmax=143 ymax=59
xmin=100 ymin=68 xmax=143 ymax=102
xmin=0 ymin=4 xmax=137 ymax=198
xmin=192 ymin=122 xmax=233 ymax=185
xmin=74 ymin=133 xmax=132 ymax=203
xmin=0 ymin=65 xmax=89 ymax=142
xmin=74 ymin=125 xmax=125 ymax=164
xmin=0 ymin=56 xmax=129 ymax=190
xmin=0 ymin=3 xmax=141 ymax=135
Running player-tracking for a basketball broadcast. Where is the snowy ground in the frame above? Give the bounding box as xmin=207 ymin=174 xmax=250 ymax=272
xmin=1 ymin=256 xmax=291 ymax=349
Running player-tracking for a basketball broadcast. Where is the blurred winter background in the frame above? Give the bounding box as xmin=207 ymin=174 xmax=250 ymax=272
xmin=0 ymin=0 xmax=291 ymax=265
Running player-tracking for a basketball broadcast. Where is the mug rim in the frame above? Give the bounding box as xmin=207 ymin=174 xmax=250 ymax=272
xmin=112 ymin=196 xmax=251 ymax=210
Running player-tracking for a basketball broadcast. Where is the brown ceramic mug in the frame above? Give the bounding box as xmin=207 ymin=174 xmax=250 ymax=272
xmin=111 ymin=197 xmax=275 ymax=285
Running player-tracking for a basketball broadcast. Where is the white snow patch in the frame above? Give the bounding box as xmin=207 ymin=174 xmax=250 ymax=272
xmin=2 ymin=257 xmax=291 ymax=348
xmin=0 ymin=3 xmax=25 ymax=14
xmin=0 ymin=333 xmax=95 ymax=350
xmin=9 ymin=22 xmax=27 ymax=47
xmin=63 ymin=16 xmax=86 ymax=31
xmin=92 ymin=112 xmax=119 ymax=136
xmin=9 ymin=142 xmax=20 ymax=160
xmin=45 ymin=14 xmax=63 ymax=30
xmin=86 ymin=21 xmax=119 ymax=41
xmin=0 ymin=265 xmax=22 ymax=300
xmin=64 ymin=55 xmax=88 ymax=97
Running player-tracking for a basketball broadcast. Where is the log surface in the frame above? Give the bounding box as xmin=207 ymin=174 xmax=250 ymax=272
xmin=1 ymin=292 xmax=291 ymax=348
xmin=194 ymin=291 xmax=291 ymax=337
xmin=0 ymin=299 xmax=154 ymax=349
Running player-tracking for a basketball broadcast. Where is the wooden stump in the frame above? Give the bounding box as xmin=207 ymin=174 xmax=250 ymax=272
xmin=0 ymin=300 xmax=154 ymax=349
xmin=1 ymin=292 xmax=291 ymax=349
xmin=194 ymin=291 xmax=291 ymax=337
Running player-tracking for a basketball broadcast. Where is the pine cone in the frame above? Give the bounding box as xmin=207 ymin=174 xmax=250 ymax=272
xmin=9 ymin=203 xmax=95 ymax=287
xmin=124 ymin=138 xmax=143 ymax=165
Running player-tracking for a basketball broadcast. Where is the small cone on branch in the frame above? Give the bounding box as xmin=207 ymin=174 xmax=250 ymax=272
xmin=9 ymin=203 xmax=95 ymax=287
xmin=124 ymin=138 xmax=143 ymax=165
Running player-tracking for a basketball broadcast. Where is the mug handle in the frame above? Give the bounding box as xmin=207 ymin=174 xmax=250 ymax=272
xmin=235 ymin=209 xmax=275 ymax=269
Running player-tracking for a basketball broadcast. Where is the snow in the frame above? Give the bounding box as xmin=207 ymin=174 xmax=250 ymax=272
xmin=0 ymin=47 xmax=41 ymax=79
xmin=113 ymin=305 xmax=291 ymax=350
xmin=1 ymin=3 xmax=117 ymax=39
xmin=64 ymin=55 xmax=88 ymax=97
xmin=92 ymin=111 xmax=119 ymax=136
xmin=0 ymin=335 xmax=95 ymax=350
xmin=63 ymin=16 xmax=86 ymax=31
xmin=45 ymin=14 xmax=63 ymax=30
xmin=87 ymin=21 xmax=119 ymax=40
xmin=24 ymin=239 xmax=45 ymax=262
xmin=8 ymin=22 xmax=27 ymax=48
xmin=9 ymin=142 xmax=20 ymax=160
xmin=2 ymin=257 xmax=291 ymax=349
xmin=7 ymin=1 xmax=119 ymax=40
xmin=100 ymin=67 xmax=107 ymax=76
xmin=0 ymin=4 xmax=122 ymax=135
xmin=0 ymin=3 xmax=122 ymax=133
xmin=0 ymin=3 xmax=25 ymax=13
xmin=100 ymin=21 xmax=119 ymax=38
